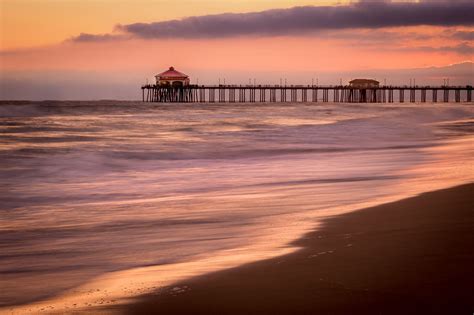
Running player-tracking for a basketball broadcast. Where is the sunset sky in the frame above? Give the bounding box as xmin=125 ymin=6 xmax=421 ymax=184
xmin=0 ymin=0 xmax=473 ymax=99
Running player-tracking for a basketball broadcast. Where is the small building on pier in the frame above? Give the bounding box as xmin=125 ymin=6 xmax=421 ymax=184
xmin=155 ymin=67 xmax=190 ymax=87
xmin=349 ymin=79 xmax=380 ymax=88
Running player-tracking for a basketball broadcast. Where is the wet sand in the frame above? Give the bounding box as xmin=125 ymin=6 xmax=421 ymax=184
xmin=121 ymin=183 xmax=474 ymax=314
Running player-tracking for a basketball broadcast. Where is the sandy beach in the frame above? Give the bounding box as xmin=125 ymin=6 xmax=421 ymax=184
xmin=120 ymin=183 xmax=474 ymax=314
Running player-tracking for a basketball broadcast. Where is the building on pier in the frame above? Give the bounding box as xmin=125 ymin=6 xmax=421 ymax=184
xmin=349 ymin=79 xmax=380 ymax=88
xmin=155 ymin=66 xmax=190 ymax=87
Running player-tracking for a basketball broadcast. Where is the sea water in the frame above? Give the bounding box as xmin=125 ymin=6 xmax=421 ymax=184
xmin=0 ymin=101 xmax=473 ymax=311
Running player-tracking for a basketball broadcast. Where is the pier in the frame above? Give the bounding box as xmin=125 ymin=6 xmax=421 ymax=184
xmin=141 ymin=85 xmax=473 ymax=103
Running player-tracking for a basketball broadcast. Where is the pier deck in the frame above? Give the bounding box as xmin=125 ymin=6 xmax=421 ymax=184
xmin=141 ymin=85 xmax=473 ymax=103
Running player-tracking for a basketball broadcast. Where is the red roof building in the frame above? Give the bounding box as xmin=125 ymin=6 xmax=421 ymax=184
xmin=155 ymin=67 xmax=190 ymax=87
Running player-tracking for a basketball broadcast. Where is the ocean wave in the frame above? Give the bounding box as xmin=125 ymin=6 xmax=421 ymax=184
xmin=1 ymin=101 xmax=473 ymax=309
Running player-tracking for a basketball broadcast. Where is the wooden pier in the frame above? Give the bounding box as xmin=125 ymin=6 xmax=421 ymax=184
xmin=141 ymin=85 xmax=473 ymax=103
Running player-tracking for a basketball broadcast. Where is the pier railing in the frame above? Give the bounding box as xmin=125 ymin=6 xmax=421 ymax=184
xmin=141 ymin=84 xmax=473 ymax=103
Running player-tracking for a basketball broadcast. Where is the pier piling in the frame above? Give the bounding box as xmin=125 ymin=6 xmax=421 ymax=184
xmin=140 ymin=85 xmax=473 ymax=104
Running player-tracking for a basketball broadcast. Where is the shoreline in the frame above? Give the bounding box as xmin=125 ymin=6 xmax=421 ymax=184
xmin=117 ymin=183 xmax=474 ymax=314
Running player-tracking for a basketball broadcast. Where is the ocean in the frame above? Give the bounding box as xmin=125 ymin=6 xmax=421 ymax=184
xmin=0 ymin=101 xmax=473 ymax=312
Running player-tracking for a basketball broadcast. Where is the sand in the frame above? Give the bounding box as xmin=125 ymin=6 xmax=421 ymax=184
xmin=118 ymin=183 xmax=474 ymax=314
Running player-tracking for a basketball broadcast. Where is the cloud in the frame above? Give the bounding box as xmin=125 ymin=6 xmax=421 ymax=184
xmin=71 ymin=1 xmax=474 ymax=41
xmin=412 ymin=42 xmax=474 ymax=55
xmin=450 ymin=30 xmax=474 ymax=41
xmin=70 ymin=33 xmax=126 ymax=42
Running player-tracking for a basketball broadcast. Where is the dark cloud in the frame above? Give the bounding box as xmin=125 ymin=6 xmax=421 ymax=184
xmin=68 ymin=33 xmax=125 ymax=42
xmin=441 ymin=42 xmax=473 ymax=55
xmin=413 ymin=42 xmax=474 ymax=55
xmin=419 ymin=0 xmax=472 ymax=2
xmin=450 ymin=31 xmax=474 ymax=41
xmin=104 ymin=1 xmax=474 ymax=40
xmin=325 ymin=29 xmax=431 ymax=44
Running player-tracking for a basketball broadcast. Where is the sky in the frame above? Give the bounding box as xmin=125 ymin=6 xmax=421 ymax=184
xmin=0 ymin=0 xmax=473 ymax=100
